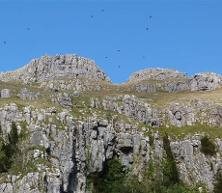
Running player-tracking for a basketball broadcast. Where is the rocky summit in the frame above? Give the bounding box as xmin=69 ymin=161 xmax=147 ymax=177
xmin=1 ymin=54 xmax=222 ymax=193
xmin=0 ymin=55 xmax=110 ymax=83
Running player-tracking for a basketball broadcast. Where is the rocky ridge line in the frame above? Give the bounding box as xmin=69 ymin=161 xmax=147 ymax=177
xmin=0 ymin=54 xmax=110 ymax=83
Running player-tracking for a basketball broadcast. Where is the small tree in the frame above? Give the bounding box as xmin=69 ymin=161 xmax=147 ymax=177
xmin=162 ymin=133 xmax=179 ymax=187
xmin=9 ymin=122 xmax=19 ymax=145
xmin=0 ymin=122 xmax=19 ymax=173
xmin=0 ymin=140 xmax=8 ymax=172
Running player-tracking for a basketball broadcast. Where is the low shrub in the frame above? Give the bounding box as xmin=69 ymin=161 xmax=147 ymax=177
xmin=200 ymin=136 xmax=216 ymax=156
xmin=0 ymin=122 xmax=19 ymax=173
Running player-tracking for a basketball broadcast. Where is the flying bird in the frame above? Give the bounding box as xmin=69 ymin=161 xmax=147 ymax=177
xmin=149 ymin=15 xmax=152 ymax=19
xmin=116 ymin=49 xmax=121 ymax=52
xmin=101 ymin=9 xmax=105 ymax=12
xmin=3 ymin=41 xmax=6 ymax=45
xmin=26 ymin=27 xmax=31 ymax=31
xmin=118 ymin=65 xmax=120 ymax=68
xmin=145 ymin=27 xmax=149 ymax=31
xmin=90 ymin=15 xmax=94 ymax=19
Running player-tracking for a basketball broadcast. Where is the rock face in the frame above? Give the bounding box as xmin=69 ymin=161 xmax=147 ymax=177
xmin=90 ymin=95 xmax=161 ymax=127
xmin=0 ymin=105 xmax=221 ymax=193
xmin=51 ymin=92 xmax=73 ymax=108
xmin=0 ymin=55 xmax=110 ymax=83
xmin=128 ymin=68 xmax=187 ymax=83
xmin=167 ymin=103 xmax=196 ymax=127
xmin=90 ymin=95 xmax=222 ymax=128
xmin=1 ymin=55 xmax=222 ymax=193
xmin=171 ymin=136 xmax=222 ymax=191
xmin=0 ymin=105 xmax=152 ymax=193
xmin=0 ymin=89 xmax=11 ymax=98
xmin=190 ymin=73 xmax=222 ymax=91
xmin=127 ymin=68 xmax=222 ymax=93
xmin=18 ymin=88 xmax=40 ymax=101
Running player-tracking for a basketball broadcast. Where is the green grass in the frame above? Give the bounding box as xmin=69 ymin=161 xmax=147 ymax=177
xmin=153 ymin=124 xmax=222 ymax=139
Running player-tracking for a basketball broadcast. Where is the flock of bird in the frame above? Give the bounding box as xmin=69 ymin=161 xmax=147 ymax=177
xmin=94 ymin=9 xmax=153 ymax=69
xmin=1 ymin=8 xmax=152 ymax=70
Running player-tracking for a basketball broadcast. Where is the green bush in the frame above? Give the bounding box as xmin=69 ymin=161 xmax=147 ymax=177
xmin=162 ymin=134 xmax=179 ymax=186
xmin=200 ymin=136 xmax=216 ymax=156
xmin=87 ymin=155 xmax=204 ymax=193
xmin=88 ymin=158 xmax=128 ymax=193
xmin=87 ymin=133 xmax=208 ymax=193
xmin=0 ymin=122 xmax=19 ymax=173
xmin=9 ymin=122 xmax=19 ymax=145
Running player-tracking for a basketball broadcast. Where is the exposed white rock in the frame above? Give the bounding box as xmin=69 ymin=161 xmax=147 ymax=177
xmin=190 ymin=72 xmax=222 ymax=91
xmin=128 ymin=68 xmax=187 ymax=83
xmin=0 ymin=89 xmax=11 ymax=98
xmin=0 ymin=54 xmax=110 ymax=83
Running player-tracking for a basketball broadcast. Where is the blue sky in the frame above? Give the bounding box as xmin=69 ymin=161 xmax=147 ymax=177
xmin=0 ymin=0 xmax=222 ymax=83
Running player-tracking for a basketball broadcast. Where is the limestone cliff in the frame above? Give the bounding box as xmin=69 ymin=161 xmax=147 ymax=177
xmin=0 ymin=54 xmax=222 ymax=193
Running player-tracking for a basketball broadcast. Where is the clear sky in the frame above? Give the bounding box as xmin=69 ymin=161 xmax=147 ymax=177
xmin=0 ymin=0 xmax=222 ymax=83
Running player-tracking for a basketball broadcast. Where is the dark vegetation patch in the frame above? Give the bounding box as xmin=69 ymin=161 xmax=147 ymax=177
xmin=0 ymin=122 xmax=19 ymax=172
xmin=87 ymin=137 xmax=207 ymax=193
xmin=162 ymin=133 xmax=180 ymax=186
xmin=214 ymin=170 xmax=222 ymax=193
xmin=200 ymin=136 xmax=217 ymax=156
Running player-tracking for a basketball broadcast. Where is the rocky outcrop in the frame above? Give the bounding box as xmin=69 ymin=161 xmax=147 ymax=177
xmin=0 ymin=89 xmax=11 ymax=98
xmin=127 ymin=69 xmax=222 ymax=93
xmin=0 ymin=104 xmax=221 ymax=192
xmin=190 ymin=73 xmax=222 ymax=91
xmin=40 ymin=78 xmax=103 ymax=92
xmin=51 ymin=92 xmax=73 ymax=108
xmin=90 ymin=94 xmax=222 ymax=128
xmin=18 ymin=88 xmax=40 ymax=101
xmin=171 ymin=136 xmax=222 ymax=191
xmin=0 ymin=55 xmax=110 ymax=83
xmin=0 ymin=105 xmax=152 ymax=193
xmin=90 ymin=95 xmax=162 ymax=127
xmin=167 ymin=103 xmax=196 ymax=127
xmin=1 ymin=55 xmax=222 ymax=193
xmin=128 ymin=68 xmax=187 ymax=83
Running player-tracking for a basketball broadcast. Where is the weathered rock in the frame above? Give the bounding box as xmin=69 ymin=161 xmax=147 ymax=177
xmin=171 ymin=135 xmax=222 ymax=191
xmin=0 ymin=89 xmax=11 ymax=98
xmin=167 ymin=103 xmax=196 ymax=127
xmin=0 ymin=55 xmax=110 ymax=83
xmin=51 ymin=92 xmax=73 ymax=108
xmin=40 ymin=78 xmax=103 ymax=93
xmin=128 ymin=68 xmax=187 ymax=83
xmin=2 ymin=56 xmax=222 ymax=193
xmin=0 ymin=104 xmax=222 ymax=192
xmin=164 ymin=80 xmax=190 ymax=93
xmin=190 ymin=73 xmax=222 ymax=91
xmin=18 ymin=88 xmax=40 ymax=101
xmin=128 ymin=69 xmax=222 ymax=93
xmin=134 ymin=83 xmax=157 ymax=93
xmin=91 ymin=95 xmax=161 ymax=127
